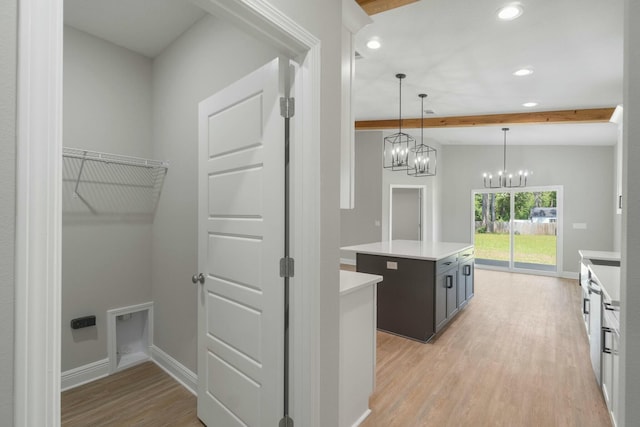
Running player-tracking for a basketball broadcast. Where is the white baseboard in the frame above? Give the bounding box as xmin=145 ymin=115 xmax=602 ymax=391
xmin=561 ymin=271 xmax=579 ymax=280
xmin=352 ymin=408 xmax=372 ymax=427
xmin=151 ymin=345 xmax=197 ymax=395
xmin=61 ymin=358 xmax=109 ymax=391
xmin=340 ymin=257 xmax=356 ymax=266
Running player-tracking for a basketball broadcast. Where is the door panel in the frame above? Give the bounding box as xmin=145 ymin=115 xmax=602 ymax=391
xmin=392 ymin=188 xmax=421 ymax=240
xmin=198 ymin=58 xmax=284 ymax=426
xmin=513 ymin=191 xmax=557 ymax=272
xmin=474 ymin=192 xmax=510 ymax=267
xmin=207 ymin=93 xmax=263 ymax=157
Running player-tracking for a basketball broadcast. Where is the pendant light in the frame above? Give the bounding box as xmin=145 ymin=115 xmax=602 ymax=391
xmin=383 ymin=73 xmax=415 ymax=171
xmin=407 ymin=93 xmax=437 ymax=177
xmin=482 ymin=128 xmax=530 ymax=188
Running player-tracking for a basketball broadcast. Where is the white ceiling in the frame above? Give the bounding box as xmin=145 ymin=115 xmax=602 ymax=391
xmin=353 ymin=0 xmax=624 ymax=145
xmin=63 ymin=0 xmax=623 ymax=146
xmin=64 ymin=0 xmax=206 ymax=58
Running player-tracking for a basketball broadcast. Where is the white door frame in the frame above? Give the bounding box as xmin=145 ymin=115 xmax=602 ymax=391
xmin=15 ymin=0 xmax=322 ymax=425
xmin=470 ymin=185 xmax=564 ymax=276
xmin=388 ymin=184 xmax=427 ymax=242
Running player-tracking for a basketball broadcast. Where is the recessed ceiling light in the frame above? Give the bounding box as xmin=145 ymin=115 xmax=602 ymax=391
xmin=366 ymin=39 xmax=381 ymax=50
xmin=497 ymin=4 xmax=523 ymax=21
xmin=513 ymin=67 xmax=534 ymax=77
xmin=523 ymin=102 xmax=538 ymax=108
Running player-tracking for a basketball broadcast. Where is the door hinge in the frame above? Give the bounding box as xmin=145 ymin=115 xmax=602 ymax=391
xmin=279 ymin=416 xmax=294 ymax=427
xmin=280 ymin=97 xmax=295 ymax=118
xmin=280 ymin=257 xmax=295 ymax=278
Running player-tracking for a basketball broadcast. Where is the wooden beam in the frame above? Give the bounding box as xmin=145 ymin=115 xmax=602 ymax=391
xmin=355 ymin=108 xmax=616 ymax=130
xmin=356 ymin=0 xmax=419 ymax=15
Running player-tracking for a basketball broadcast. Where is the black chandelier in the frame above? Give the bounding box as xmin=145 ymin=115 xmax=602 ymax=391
xmin=383 ymin=73 xmax=414 ymax=171
xmin=482 ymin=127 xmax=529 ymax=188
xmin=407 ymin=93 xmax=437 ymax=177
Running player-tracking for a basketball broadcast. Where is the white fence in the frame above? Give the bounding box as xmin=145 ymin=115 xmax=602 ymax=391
xmin=475 ymin=221 xmax=557 ymax=235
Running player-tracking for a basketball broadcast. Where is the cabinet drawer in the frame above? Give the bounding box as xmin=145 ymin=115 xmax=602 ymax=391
xmin=436 ymin=253 xmax=458 ymax=274
xmin=459 ymin=247 xmax=474 ymax=261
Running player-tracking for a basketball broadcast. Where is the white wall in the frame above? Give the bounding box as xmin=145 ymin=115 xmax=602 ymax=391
xmin=621 ymin=1 xmax=640 ymax=424
xmin=235 ymin=2 xmax=343 ymax=424
xmin=0 ymin=0 xmax=16 ymax=422
xmin=440 ymin=144 xmax=615 ymax=274
xmin=614 ymin=132 xmax=622 ymax=251
xmin=340 ymin=131 xmax=383 ymax=262
xmin=62 ymin=26 xmax=154 ymax=371
xmin=150 ymin=14 xmax=281 ymax=373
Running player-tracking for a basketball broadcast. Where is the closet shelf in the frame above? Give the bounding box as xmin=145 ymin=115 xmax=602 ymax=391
xmin=62 ymin=147 xmax=169 ymax=220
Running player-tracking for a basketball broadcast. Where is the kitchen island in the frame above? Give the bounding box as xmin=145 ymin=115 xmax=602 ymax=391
xmin=341 ymin=240 xmax=474 ymax=342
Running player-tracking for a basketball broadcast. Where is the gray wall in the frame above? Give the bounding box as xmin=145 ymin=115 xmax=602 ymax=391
xmin=614 ymin=135 xmax=622 ymax=251
xmin=440 ymin=144 xmax=615 ymax=274
xmin=0 ymin=0 xmax=16 ymax=422
xmin=62 ymin=26 xmax=154 ymax=371
xmin=621 ymin=1 xmax=640 ymax=424
xmin=340 ymin=131 xmax=383 ymax=261
xmin=381 ymin=134 xmax=443 ymax=243
xmin=150 ymin=15 xmax=280 ymax=373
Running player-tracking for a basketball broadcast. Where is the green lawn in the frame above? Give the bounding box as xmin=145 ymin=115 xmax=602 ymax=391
xmin=474 ymin=233 xmax=556 ymax=265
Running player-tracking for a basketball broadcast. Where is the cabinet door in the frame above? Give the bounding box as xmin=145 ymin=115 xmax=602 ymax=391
xmin=612 ymin=331 xmax=620 ymax=424
xmin=601 ymin=326 xmax=613 ymax=408
xmin=446 ymin=271 xmax=458 ymax=319
xmin=457 ymin=267 xmax=466 ymax=308
xmin=435 ymin=272 xmax=448 ymax=332
xmin=460 ymin=260 xmax=474 ymax=302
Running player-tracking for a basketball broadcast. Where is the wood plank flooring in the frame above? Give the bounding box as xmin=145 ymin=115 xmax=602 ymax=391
xmin=360 ymin=269 xmax=611 ymax=427
xmin=62 ymin=268 xmax=610 ymax=426
xmin=61 ymin=362 xmax=202 ymax=426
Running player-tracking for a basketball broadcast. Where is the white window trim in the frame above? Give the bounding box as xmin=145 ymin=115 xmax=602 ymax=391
xmin=470 ymin=185 xmax=564 ymax=276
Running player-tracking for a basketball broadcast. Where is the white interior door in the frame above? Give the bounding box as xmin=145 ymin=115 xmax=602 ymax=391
xmin=391 ymin=187 xmax=422 ymax=241
xmin=197 ymin=58 xmax=284 ymax=426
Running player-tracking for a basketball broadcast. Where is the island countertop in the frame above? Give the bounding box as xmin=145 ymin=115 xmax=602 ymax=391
xmin=579 ymin=250 xmax=621 ymax=262
xmin=589 ymin=264 xmax=620 ymax=306
xmin=341 ymin=240 xmax=473 ymax=261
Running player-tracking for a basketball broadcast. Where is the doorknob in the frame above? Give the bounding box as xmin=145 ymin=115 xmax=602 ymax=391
xmin=192 ymin=273 xmax=205 ymax=284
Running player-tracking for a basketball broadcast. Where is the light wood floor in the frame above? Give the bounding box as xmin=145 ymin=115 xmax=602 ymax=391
xmin=62 ymin=268 xmax=610 ymax=427
xmin=360 ymin=268 xmax=611 ymax=427
xmin=61 ymin=362 xmax=202 ymax=426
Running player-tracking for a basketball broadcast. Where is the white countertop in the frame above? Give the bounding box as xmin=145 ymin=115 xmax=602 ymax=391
xmin=579 ymin=250 xmax=621 ymax=262
xmin=589 ymin=264 xmax=620 ymax=305
xmin=341 ymin=240 xmax=473 ymax=261
xmin=340 ymin=270 xmax=383 ymax=296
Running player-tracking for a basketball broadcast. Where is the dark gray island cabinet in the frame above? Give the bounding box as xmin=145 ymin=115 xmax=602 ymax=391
xmin=342 ymin=240 xmax=474 ymax=343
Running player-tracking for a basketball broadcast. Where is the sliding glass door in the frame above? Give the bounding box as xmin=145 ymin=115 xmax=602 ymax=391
xmin=473 ymin=187 xmax=561 ymax=273
xmin=474 ymin=192 xmax=511 ymax=268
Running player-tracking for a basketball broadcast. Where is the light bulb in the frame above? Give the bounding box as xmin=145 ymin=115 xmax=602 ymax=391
xmin=497 ymin=4 xmax=523 ymax=21
xmin=483 ymin=173 xmax=487 ymax=178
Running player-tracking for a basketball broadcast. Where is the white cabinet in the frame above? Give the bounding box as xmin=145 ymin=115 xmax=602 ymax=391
xmin=340 ymin=0 xmax=371 ymax=209
xmin=339 ymin=270 xmax=382 ymax=427
xmin=611 ymin=105 xmax=623 ymax=214
xmin=602 ymin=307 xmax=620 ymax=427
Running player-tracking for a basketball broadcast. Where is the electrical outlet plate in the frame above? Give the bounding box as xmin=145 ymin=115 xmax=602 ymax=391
xmin=70 ymin=315 xmax=96 ymax=329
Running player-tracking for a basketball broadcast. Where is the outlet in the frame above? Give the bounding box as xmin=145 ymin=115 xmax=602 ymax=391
xmin=70 ymin=315 xmax=96 ymax=329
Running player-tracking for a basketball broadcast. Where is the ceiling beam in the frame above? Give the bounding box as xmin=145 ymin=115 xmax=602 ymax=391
xmin=356 ymin=0 xmax=419 ymax=15
xmin=355 ymin=108 xmax=616 ymax=130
